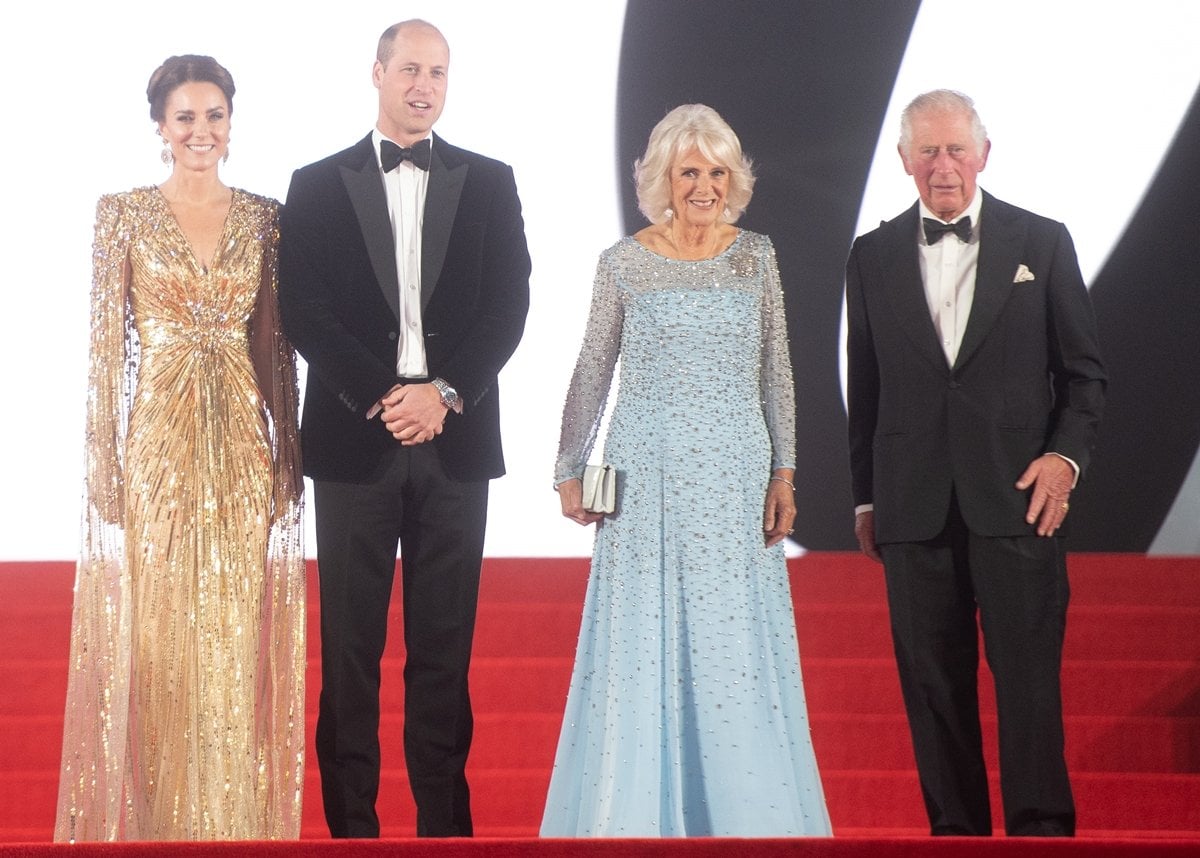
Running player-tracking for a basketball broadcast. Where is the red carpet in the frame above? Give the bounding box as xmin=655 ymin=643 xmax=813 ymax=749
xmin=0 ymin=836 xmax=1199 ymax=858
xmin=1 ymin=553 xmax=1197 ymax=854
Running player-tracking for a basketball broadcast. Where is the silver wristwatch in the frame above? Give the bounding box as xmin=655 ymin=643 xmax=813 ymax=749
xmin=431 ymin=377 xmax=461 ymax=413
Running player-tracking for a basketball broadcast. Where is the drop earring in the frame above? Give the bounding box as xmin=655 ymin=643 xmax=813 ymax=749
xmin=664 ymin=208 xmax=673 ymax=220
xmin=160 ymin=137 xmax=173 ymax=165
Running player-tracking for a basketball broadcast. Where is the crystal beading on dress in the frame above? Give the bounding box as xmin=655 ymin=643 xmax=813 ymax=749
xmin=555 ymin=233 xmax=795 ymax=483
xmin=55 ymin=186 xmax=305 ymax=841
xmin=543 ymin=231 xmax=830 ymax=836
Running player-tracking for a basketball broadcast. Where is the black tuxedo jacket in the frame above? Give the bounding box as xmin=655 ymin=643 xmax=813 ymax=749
xmin=278 ymin=133 xmax=531 ymax=483
xmin=846 ymin=191 xmax=1106 ymax=543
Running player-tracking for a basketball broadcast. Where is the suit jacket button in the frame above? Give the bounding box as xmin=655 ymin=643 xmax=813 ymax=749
xmin=388 ymin=331 xmax=398 ymax=341
xmin=948 ymin=380 xmax=961 ymax=389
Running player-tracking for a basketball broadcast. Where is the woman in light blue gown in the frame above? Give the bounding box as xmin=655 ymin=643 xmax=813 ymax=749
xmin=542 ymin=104 xmax=831 ymax=837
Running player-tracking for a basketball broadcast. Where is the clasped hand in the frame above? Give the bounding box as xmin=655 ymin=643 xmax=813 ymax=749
xmin=379 ymin=383 xmax=446 ymax=446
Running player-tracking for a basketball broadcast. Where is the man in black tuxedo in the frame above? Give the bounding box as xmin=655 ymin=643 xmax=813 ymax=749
xmin=278 ymin=19 xmax=530 ymax=838
xmin=845 ymin=90 xmax=1105 ymax=836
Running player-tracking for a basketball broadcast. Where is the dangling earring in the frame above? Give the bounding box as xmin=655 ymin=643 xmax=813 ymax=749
xmin=222 ymin=144 xmax=229 ymax=164
xmin=723 ymin=206 xmax=732 ymax=221
xmin=160 ymin=136 xmax=173 ymax=166
xmin=663 ymin=208 xmax=673 ymax=220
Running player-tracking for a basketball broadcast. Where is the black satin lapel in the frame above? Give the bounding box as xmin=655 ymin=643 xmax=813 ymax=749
xmin=421 ymin=145 xmax=467 ymax=313
xmin=955 ymin=198 xmax=1023 ymax=370
xmin=882 ymin=209 xmax=950 ymax=374
xmin=340 ymin=159 xmax=401 ymax=323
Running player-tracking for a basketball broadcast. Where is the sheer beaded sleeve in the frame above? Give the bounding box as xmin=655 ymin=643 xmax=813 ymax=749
xmin=554 ymin=249 xmax=624 ymax=484
xmin=246 ymin=197 xmax=306 ymax=836
xmin=55 ymin=193 xmax=136 ymax=841
xmin=86 ymin=195 xmax=135 ymax=525
xmin=759 ymin=236 xmax=797 ymax=470
xmin=248 ymin=200 xmax=303 ymax=524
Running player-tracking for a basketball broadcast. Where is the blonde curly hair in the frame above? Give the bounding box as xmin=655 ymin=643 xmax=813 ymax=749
xmin=634 ymin=104 xmax=755 ymax=225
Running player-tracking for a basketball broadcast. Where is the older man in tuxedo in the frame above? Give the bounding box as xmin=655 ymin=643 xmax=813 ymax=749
xmin=845 ymin=89 xmax=1105 ymax=836
xmin=278 ymin=19 xmax=530 ymax=838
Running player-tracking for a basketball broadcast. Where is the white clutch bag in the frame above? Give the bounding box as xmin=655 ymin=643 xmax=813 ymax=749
xmin=581 ymin=464 xmax=617 ymax=514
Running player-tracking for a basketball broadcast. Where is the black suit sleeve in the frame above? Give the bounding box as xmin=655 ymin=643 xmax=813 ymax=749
xmin=845 ymin=236 xmax=880 ymax=509
xmin=278 ymin=166 xmax=399 ymax=417
xmin=427 ymin=163 xmax=531 ymax=411
xmin=1043 ymin=222 xmax=1106 ymax=474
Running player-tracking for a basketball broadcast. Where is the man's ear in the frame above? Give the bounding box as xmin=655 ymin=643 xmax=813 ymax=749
xmin=978 ymin=138 xmax=992 ymax=172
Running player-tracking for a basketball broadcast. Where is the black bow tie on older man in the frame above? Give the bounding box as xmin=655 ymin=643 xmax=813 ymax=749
xmin=380 ymin=138 xmax=431 ymax=171
xmin=923 ymin=215 xmax=972 ymax=244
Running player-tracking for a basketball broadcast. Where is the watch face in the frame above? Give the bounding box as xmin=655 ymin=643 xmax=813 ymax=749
xmin=435 ymin=380 xmax=458 ymax=408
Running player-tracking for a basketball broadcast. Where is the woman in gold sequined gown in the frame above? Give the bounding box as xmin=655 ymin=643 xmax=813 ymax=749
xmin=54 ymin=56 xmax=305 ymax=842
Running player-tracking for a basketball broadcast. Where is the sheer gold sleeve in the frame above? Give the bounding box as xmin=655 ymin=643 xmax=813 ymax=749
xmin=55 ymin=194 xmax=136 ymax=841
xmin=248 ymin=200 xmax=306 ymax=836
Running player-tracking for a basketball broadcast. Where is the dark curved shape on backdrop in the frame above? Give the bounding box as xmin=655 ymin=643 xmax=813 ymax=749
xmin=617 ymin=0 xmax=921 ymax=549
xmin=1070 ymin=84 xmax=1200 ymax=551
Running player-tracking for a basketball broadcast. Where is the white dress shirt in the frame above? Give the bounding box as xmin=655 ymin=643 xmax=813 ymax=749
xmin=373 ymin=129 xmax=431 ymax=378
xmin=917 ymin=192 xmax=983 ymax=367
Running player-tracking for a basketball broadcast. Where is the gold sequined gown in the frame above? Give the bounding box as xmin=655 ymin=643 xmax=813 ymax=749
xmin=54 ymin=187 xmax=305 ymax=841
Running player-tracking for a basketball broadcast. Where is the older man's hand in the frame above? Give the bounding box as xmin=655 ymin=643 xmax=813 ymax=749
xmin=1016 ymin=453 xmax=1075 ymax=537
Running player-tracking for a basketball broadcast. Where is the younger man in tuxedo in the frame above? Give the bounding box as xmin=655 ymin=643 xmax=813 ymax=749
xmin=278 ymin=19 xmax=531 ymax=837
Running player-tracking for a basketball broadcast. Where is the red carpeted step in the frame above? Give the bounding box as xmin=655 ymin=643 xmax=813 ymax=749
xmin=785 ymin=553 xmax=1200 ymax=607
xmin=822 ymin=770 xmax=1200 ymax=832
xmin=12 ymin=709 xmax=1195 ymax=781
xmin=469 ymin=656 xmax=575 ymax=713
xmin=0 ymin=660 xmax=66 ymax=717
xmin=11 ymin=767 xmax=1200 ymax=839
xmin=801 ymin=658 xmax=1200 ymax=718
xmin=2 ymin=555 xmax=1198 ymax=844
xmin=1052 ymin=555 xmax=1200 ymax=605
xmin=370 ymin=656 xmax=1200 ymax=721
xmin=327 ymin=768 xmax=1200 ymax=835
xmin=811 ymin=712 xmax=1200 ymax=774
xmin=463 ymin=602 xmax=1200 ymax=662
xmin=1064 ymin=607 xmax=1200 ymax=660
xmin=9 ymin=653 xmax=1197 ymax=723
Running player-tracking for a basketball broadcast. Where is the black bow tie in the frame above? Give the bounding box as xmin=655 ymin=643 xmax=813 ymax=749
xmin=380 ymin=138 xmax=431 ymax=171
xmin=923 ymin=215 xmax=972 ymax=244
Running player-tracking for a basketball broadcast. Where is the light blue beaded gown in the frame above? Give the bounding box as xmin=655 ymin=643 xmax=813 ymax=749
xmin=541 ymin=231 xmax=831 ymax=837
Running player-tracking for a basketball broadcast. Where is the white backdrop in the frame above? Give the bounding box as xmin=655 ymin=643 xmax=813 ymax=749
xmin=1 ymin=1 xmax=1197 ymax=560
xmin=0 ymin=2 xmax=627 ymax=560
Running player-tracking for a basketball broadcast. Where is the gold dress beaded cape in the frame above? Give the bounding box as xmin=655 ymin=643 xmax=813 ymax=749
xmin=54 ymin=187 xmax=305 ymax=841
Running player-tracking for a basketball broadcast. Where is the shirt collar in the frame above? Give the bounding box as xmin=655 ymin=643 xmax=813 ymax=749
xmin=919 ymin=189 xmax=983 ymax=229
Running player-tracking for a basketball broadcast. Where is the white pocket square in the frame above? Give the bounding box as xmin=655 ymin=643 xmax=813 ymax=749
xmin=1013 ymin=264 xmax=1036 ymax=283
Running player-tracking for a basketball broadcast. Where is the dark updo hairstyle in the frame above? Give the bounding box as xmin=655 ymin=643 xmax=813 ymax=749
xmin=146 ymin=54 xmax=236 ymax=122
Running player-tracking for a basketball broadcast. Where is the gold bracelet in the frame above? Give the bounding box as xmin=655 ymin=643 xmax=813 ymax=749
xmin=770 ymin=475 xmax=795 ymax=490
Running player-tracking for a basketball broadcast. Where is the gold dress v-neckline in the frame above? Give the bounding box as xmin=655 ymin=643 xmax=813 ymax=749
xmin=154 ymin=185 xmax=237 ymax=273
